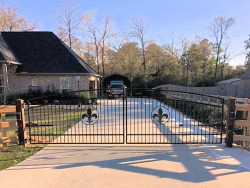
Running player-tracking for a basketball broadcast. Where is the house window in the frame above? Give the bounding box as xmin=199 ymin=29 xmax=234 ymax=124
xmin=89 ymin=81 xmax=95 ymax=97
xmin=89 ymin=81 xmax=95 ymax=90
xmin=32 ymin=79 xmax=38 ymax=87
xmin=60 ymin=77 xmax=69 ymax=92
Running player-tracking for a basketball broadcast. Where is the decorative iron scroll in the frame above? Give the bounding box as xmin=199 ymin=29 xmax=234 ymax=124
xmin=82 ymin=107 xmax=99 ymax=125
xmin=151 ymin=106 xmax=169 ymax=124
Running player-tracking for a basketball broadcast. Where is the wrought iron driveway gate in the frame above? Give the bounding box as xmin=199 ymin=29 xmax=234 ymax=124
xmin=27 ymin=89 xmax=224 ymax=144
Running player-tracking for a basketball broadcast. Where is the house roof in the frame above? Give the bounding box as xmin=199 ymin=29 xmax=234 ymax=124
xmin=217 ymin=78 xmax=241 ymax=84
xmin=0 ymin=33 xmax=20 ymax=64
xmin=0 ymin=31 xmax=98 ymax=75
xmin=240 ymin=68 xmax=250 ymax=79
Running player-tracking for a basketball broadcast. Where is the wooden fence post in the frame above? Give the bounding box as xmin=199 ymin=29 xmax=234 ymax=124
xmin=1 ymin=114 xmax=7 ymax=147
xmin=15 ymin=99 xmax=27 ymax=146
xmin=226 ymin=98 xmax=236 ymax=147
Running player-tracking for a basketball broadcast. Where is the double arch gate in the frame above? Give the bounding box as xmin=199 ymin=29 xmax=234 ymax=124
xmin=27 ymin=89 xmax=224 ymax=144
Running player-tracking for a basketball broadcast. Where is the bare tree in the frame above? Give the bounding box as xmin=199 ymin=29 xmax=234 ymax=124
xmin=99 ymin=14 xmax=114 ymax=76
xmin=179 ymin=38 xmax=190 ymax=82
xmin=169 ymin=31 xmax=175 ymax=52
xmin=244 ymin=35 xmax=250 ymax=68
xmin=128 ymin=17 xmax=148 ymax=88
xmin=112 ymin=34 xmax=129 ymax=51
xmin=0 ymin=2 xmax=37 ymax=31
xmin=54 ymin=0 xmax=82 ymax=49
xmin=82 ymin=12 xmax=114 ymax=75
xmin=208 ymin=16 xmax=235 ymax=84
xmin=220 ymin=41 xmax=230 ymax=78
xmin=81 ymin=11 xmax=101 ymax=74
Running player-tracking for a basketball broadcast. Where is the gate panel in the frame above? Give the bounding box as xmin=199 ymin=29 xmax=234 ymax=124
xmin=126 ymin=89 xmax=224 ymax=144
xmin=27 ymin=89 xmax=224 ymax=144
xmin=28 ymin=90 xmax=125 ymax=144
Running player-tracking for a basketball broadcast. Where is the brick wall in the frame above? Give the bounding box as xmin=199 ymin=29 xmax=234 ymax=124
xmin=5 ymin=65 xmax=99 ymax=94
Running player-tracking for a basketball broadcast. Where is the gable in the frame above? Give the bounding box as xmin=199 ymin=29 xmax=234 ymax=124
xmin=0 ymin=33 xmax=20 ymax=64
xmin=1 ymin=32 xmax=97 ymax=75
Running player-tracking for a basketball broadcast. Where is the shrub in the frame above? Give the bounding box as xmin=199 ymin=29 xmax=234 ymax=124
xmin=44 ymin=85 xmax=59 ymax=96
xmin=79 ymin=92 xmax=89 ymax=99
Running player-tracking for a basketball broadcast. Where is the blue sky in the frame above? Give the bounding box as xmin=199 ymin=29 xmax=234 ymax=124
xmin=6 ymin=0 xmax=250 ymax=66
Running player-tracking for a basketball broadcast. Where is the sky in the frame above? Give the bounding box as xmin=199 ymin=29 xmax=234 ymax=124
xmin=5 ymin=0 xmax=250 ymax=66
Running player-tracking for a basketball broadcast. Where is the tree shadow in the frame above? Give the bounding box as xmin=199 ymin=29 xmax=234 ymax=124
xmin=49 ymin=145 xmax=248 ymax=183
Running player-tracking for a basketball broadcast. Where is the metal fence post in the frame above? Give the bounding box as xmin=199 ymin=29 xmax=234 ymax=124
xmin=225 ymin=98 xmax=235 ymax=147
xmin=16 ymin=99 xmax=27 ymax=146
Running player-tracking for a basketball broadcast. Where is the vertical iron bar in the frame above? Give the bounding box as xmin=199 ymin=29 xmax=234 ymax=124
xmin=47 ymin=102 xmax=50 ymax=144
xmin=73 ymin=100 xmax=76 ymax=143
xmin=201 ymin=103 xmax=204 ymax=143
xmin=145 ymin=97 xmax=146 ymax=143
xmin=221 ymin=99 xmax=224 ymax=144
xmin=181 ymin=100 xmax=184 ymax=143
xmin=159 ymin=98 xmax=162 ymax=144
xmin=140 ymin=97 xmax=142 ymax=143
xmin=194 ymin=102 xmax=197 ymax=144
xmin=59 ymin=102 xmax=62 ymax=143
xmin=189 ymin=101 xmax=191 ymax=143
xmin=104 ymin=95 xmax=106 ymax=143
xmin=100 ymin=96 xmax=102 ymax=143
xmin=134 ymin=97 xmax=136 ymax=143
xmin=122 ymin=89 xmax=125 ymax=144
xmin=34 ymin=106 xmax=37 ymax=143
xmin=115 ymin=96 xmax=117 ymax=143
xmin=126 ymin=89 xmax=128 ymax=144
xmin=148 ymin=95 xmax=150 ymax=143
xmin=39 ymin=105 xmax=42 ymax=144
xmin=137 ymin=97 xmax=139 ymax=143
xmin=50 ymin=103 xmax=53 ymax=143
xmin=205 ymin=104 xmax=208 ymax=144
xmin=107 ymin=95 xmax=110 ymax=143
xmin=186 ymin=101 xmax=188 ymax=143
xmin=55 ymin=102 xmax=58 ymax=143
xmin=27 ymin=101 xmax=32 ymax=144
xmin=170 ymin=100 xmax=173 ymax=144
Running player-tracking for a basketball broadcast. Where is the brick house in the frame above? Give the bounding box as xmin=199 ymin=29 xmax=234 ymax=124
xmin=0 ymin=31 xmax=100 ymax=101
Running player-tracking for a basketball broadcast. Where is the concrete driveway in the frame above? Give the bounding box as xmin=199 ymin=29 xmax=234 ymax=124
xmin=0 ymin=143 xmax=249 ymax=188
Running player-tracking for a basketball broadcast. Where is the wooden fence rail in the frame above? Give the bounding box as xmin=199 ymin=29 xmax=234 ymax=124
xmin=0 ymin=99 xmax=27 ymax=147
xmin=233 ymin=98 xmax=250 ymax=150
xmin=0 ymin=105 xmax=18 ymax=147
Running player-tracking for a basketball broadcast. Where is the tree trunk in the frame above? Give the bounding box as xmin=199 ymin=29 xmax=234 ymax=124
xmin=101 ymin=41 xmax=105 ymax=76
xmin=142 ymin=42 xmax=147 ymax=88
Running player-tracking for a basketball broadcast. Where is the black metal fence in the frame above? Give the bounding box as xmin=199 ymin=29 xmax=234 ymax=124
xmin=27 ymin=89 xmax=224 ymax=144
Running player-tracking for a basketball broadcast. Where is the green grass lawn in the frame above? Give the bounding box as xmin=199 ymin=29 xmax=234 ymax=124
xmin=0 ymin=144 xmax=44 ymax=170
xmin=0 ymin=113 xmax=44 ymax=171
xmin=0 ymin=114 xmax=18 ymax=140
xmin=0 ymin=104 xmax=84 ymax=170
xmin=0 ymin=127 xmax=17 ymax=139
xmin=27 ymin=105 xmax=83 ymax=143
